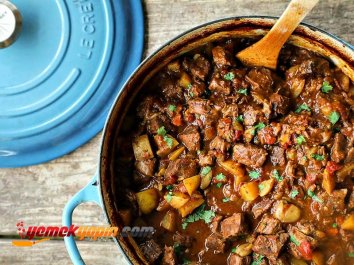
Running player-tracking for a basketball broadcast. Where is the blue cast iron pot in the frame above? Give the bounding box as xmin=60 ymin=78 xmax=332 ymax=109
xmin=63 ymin=16 xmax=354 ymax=265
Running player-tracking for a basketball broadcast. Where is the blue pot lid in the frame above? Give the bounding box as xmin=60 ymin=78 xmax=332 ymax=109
xmin=0 ymin=0 xmax=144 ymax=167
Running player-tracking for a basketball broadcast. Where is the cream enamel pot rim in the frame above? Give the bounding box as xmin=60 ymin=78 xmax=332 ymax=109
xmin=62 ymin=16 xmax=354 ymax=265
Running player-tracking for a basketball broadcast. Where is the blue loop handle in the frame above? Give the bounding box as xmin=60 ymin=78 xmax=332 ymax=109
xmin=62 ymin=174 xmax=102 ymax=265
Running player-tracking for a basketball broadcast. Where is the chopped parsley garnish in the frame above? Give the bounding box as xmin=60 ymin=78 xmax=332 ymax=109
xmin=182 ymin=258 xmax=191 ymax=265
xmin=216 ymin=183 xmax=223 ymax=188
xmin=307 ymin=190 xmax=323 ymax=203
xmin=222 ymin=197 xmax=231 ymax=203
xmin=290 ymin=235 xmax=300 ymax=246
xmin=252 ymin=122 xmax=266 ymax=135
xmin=231 ymin=247 xmax=237 ymax=253
xmin=295 ymin=103 xmax=311 ymax=113
xmin=215 ymin=173 xmax=226 ymax=181
xmin=332 ymin=223 xmax=338 ymax=228
xmin=272 ymin=170 xmax=283 ymax=182
xmin=164 ymin=135 xmax=174 ymax=148
xmin=296 ymin=135 xmax=306 ymax=145
xmin=166 ymin=185 xmax=174 ymax=191
xmin=348 ymin=252 xmax=354 ymax=258
xmin=249 ymin=170 xmax=260 ymax=179
xmin=157 ymin=126 xmax=167 ymax=136
xmin=289 ymin=189 xmax=299 ymax=199
xmin=321 ymin=81 xmax=333 ymax=93
xmin=201 ymin=166 xmax=212 ymax=176
xmin=329 ymin=111 xmax=340 ymax=125
xmin=258 ymin=183 xmax=265 ymax=191
xmin=251 ymin=255 xmax=265 ymax=265
xmin=236 ymin=115 xmax=244 ymax=123
xmin=168 ymin=104 xmax=177 ymax=112
xmin=182 ymin=204 xmax=215 ymax=229
xmin=187 ymin=83 xmax=193 ymax=89
xmin=237 ymin=88 xmax=248 ymax=95
xmin=224 ymin=72 xmax=235 ymax=81
xmin=173 ymin=243 xmax=183 ymax=256
xmin=311 ymin=153 xmax=324 ymax=161
xmin=166 ymin=192 xmax=173 ymax=202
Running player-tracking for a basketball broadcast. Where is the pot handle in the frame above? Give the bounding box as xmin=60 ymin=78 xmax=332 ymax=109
xmin=62 ymin=174 xmax=102 ymax=265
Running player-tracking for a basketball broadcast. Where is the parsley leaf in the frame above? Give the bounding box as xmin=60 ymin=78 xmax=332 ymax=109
xmin=166 ymin=185 xmax=174 ymax=191
xmin=329 ymin=111 xmax=340 ymax=125
xmin=224 ymin=72 xmax=235 ymax=81
xmin=251 ymin=255 xmax=265 ymax=265
xmin=348 ymin=252 xmax=354 ymax=258
xmin=201 ymin=166 xmax=212 ymax=176
xmin=157 ymin=126 xmax=167 ymax=136
xmin=249 ymin=170 xmax=260 ymax=179
xmin=164 ymin=135 xmax=174 ymax=148
xmin=311 ymin=153 xmax=324 ymax=161
xmin=168 ymin=104 xmax=177 ymax=112
xmin=216 ymin=183 xmax=223 ymax=188
xmin=307 ymin=189 xmax=323 ymax=203
xmin=272 ymin=170 xmax=283 ymax=182
xmin=236 ymin=115 xmax=244 ymax=123
xmin=332 ymin=223 xmax=338 ymax=228
xmin=289 ymin=189 xmax=299 ymax=199
xmin=258 ymin=183 xmax=265 ymax=191
xmin=182 ymin=258 xmax=191 ymax=265
xmin=290 ymin=235 xmax=300 ymax=246
xmin=222 ymin=197 xmax=231 ymax=203
xmin=166 ymin=192 xmax=173 ymax=202
xmin=237 ymin=88 xmax=248 ymax=95
xmin=182 ymin=204 xmax=216 ymax=230
xmin=296 ymin=135 xmax=306 ymax=145
xmin=187 ymin=83 xmax=193 ymax=89
xmin=215 ymin=173 xmax=226 ymax=181
xmin=252 ymin=122 xmax=266 ymax=135
xmin=231 ymin=247 xmax=237 ymax=253
xmin=295 ymin=103 xmax=311 ymax=113
xmin=321 ymin=81 xmax=333 ymax=93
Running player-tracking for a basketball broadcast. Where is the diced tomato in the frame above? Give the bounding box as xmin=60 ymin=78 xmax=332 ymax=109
xmin=234 ymin=130 xmax=243 ymax=141
xmin=325 ymin=161 xmax=342 ymax=175
xmin=306 ymin=174 xmax=317 ymax=184
xmin=185 ymin=113 xmax=195 ymax=123
xmin=164 ymin=175 xmax=178 ymax=185
xmin=298 ymin=240 xmax=313 ymax=260
xmin=172 ymin=114 xmax=183 ymax=126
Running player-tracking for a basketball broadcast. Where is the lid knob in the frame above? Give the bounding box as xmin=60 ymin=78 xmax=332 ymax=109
xmin=0 ymin=0 xmax=21 ymax=48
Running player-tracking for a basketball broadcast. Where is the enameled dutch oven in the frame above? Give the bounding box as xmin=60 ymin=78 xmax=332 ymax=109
xmin=63 ymin=16 xmax=354 ymax=265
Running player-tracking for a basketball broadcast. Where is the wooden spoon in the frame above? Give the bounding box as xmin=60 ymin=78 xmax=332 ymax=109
xmin=236 ymin=0 xmax=319 ymax=70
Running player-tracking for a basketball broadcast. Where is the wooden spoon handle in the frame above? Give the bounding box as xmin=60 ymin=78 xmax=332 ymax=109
xmin=266 ymin=0 xmax=319 ymax=52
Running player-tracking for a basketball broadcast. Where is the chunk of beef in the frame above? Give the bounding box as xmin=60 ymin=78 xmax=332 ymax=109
xmin=198 ymin=151 xmax=214 ymax=167
xmin=256 ymin=214 xmax=282 ymax=235
xmin=183 ymin=54 xmax=210 ymax=81
xmin=270 ymin=93 xmax=290 ymax=116
xmin=252 ymin=199 xmax=274 ymax=219
xmin=217 ymin=118 xmax=241 ymax=142
xmin=246 ymin=68 xmax=274 ymax=104
xmin=346 ymin=147 xmax=354 ymax=163
xmin=205 ymin=233 xmax=226 ymax=254
xmin=243 ymin=106 xmax=263 ymax=126
xmin=188 ymin=80 xmax=206 ymax=97
xmin=317 ymin=189 xmax=348 ymax=216
xmin=233 ymin=144 xmax=268 ymax=168
xmin=162 ymin=246 xmax=177 ymax=265
xmin=270 ymin=146 xmax=286 ymax=166
xmin=137 ymin=96 xmax=163 ymax=120
xmin=188 ymin=99 xmax=211 ymax=115
xmin=135 ymin=159 xmax=156 ymax=177
xmin=288 ymin=225 xmax=317 ymax=260
xmin=257 ymin=126 xmax=277 ymax=145
xmin=286 ymin=60 xmax=314 ymax=79
xmin=165 ymin=158 xmax=198 ymax=180
xmin=221 ymin=213 xmax=248 ymax=240
xmin=160 ymin=75 xmax=183 ymax=100
xmin=222 ymin=104 xmax=239 ymax=118
xmin=147 ymin=114 xmax=173 ymax=135
xmin=139 ymin=239 xmax=162 ymax=263
xmin=268 ymin=255 xmax=289 ymax=265
xmin=252 ymin=233 xmax=289 ymax=259
xmin=209 ymin=72 xmax=232 ymax=95
xmin=212 ymin=46 xmax=234 ymax=67
xmin=173 ymin=232 xmax=193 ymax=248
xmin=228 ymin=254 xmax=251 ymax=265
xmin=210 ymin=136 xmax=231 ymax=153
xmin=349 ymin=192 xmax=354 ymax=210
xmin=178 ymin=125 xmax=200 ymax=151
xmin=331 ymin=133 xmax=347 ymax=163
xmin=210 ymin=215 xmax=223 ymax=233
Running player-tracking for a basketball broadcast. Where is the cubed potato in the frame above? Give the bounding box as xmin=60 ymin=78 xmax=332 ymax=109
xmin=219 ymin=160 xmax=245 ymax=178
xmin=136 ymin=189 xmax=159 ymax=214
xmin=312 ymin=251 xmax=325 ymax=265
xmin=290 ymin=257 xmax=307 ymax=265
xmin=234 ymin=243 xmax=253 ymax=257
xmin=341 ymin=214 xmax=354 ymax=231
xmin=161 ymin=210 xmax=177 ymax=232
xmin=168 ymin=146 xmax=185 ymax=161
xmin=154 ymin=134 xmax=179 ymax=157
xmin=336 ymin=162 xmax=354 ymax=181
xmin=243 ymin=128 xmax=255 ymax=143
xmin=259 ymin=179 xmax=275 ymax=197
xmin=183 ymin=175 xmax=201 ymax=196
xmin=167 ymin=60 xmax=180 ymax=72
xmin=165 ymin=191 xmax=190 ymax=209
xmin=240 ymin=182 xmax=259 ymax=201
xmin=273 ymin=201 xmax=301 ymax=223
xmin=200 ymin=170 xmax=213 ymax=190
xmin=179 ymin=71 xmax=192 ymax=88
xmin=132 ymin=135 xmax=154 ymax=161
xmin=178 ymin=197 xmax=205 ymax=218
xmin=289 ymin=77 xmax=305 ymax=98
xmin=322 ymin=169 xmax=335 ymax=194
